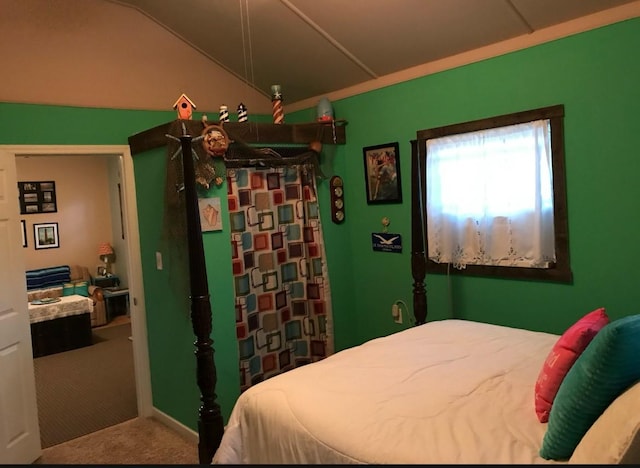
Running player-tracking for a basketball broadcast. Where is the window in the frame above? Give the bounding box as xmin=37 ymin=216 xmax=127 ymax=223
xmin=414 ymin=105 xmax=572 ymax=283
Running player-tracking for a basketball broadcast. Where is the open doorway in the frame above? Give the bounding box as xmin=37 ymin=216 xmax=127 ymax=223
xmin=3 ymin=144 xmax=152 ymax=451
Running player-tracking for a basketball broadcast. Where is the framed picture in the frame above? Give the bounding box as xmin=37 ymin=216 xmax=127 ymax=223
xmin=34 ymin=222 xmax=60 ymax=249
xmin=21 ymin=220 xmax=27 ymax=248
xmin=18 ymin=180 xmax=57 ymax=215
xmin=198 ymin=197 xmax=223 ymax=232
xmin=363 ymin=142 xmax=402 ymax=204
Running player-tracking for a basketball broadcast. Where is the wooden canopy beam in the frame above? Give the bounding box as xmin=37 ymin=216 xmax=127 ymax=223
xmin=128 ymin=119 xmax=347 ymax=156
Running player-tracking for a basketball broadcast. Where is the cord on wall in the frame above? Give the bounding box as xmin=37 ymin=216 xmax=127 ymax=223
xmin=447 ymin=262 xmax=456 ymax=319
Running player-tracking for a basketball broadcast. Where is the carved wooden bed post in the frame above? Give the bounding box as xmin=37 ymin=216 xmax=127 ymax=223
xmin=411 ymin=139 xmax=427 ymax=325
xmin=179 ymin=134 xmax=225 ymax=463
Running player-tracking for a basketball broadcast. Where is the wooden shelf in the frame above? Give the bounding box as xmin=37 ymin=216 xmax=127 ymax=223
xmin=128 ymin=119 xmax=346 ymax=156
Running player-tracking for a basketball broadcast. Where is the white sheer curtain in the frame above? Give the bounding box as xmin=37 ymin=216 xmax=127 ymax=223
xmin=426 ymin=119 xmax=556 ymax=269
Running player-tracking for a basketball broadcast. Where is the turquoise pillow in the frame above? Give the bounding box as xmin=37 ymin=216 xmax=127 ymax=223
xmin=540 ymin=314 xmax=640 ymax=460
xmin=74 ymin=281 xmax=89 ymax=297
xmin=62 ymin=283 xmax=75 ymax=297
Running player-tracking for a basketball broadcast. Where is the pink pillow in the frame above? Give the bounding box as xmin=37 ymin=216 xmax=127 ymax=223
xmin=534 ymin=307 xmax=609 ymax=422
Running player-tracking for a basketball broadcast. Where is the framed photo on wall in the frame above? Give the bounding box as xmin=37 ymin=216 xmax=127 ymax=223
xmin=18 ymin=180 xmax=57 ymax=214
xmin=363 ymin=142 xmax=402 ymax=204
xmin=34 ymin=222 xmax=59 ymax=249
xmin=21 ymin=220 xmax=27 ymax=248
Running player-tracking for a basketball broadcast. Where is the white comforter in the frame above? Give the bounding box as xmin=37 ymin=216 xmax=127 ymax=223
xmin=213 ymin=319 xmax=564 ymax=464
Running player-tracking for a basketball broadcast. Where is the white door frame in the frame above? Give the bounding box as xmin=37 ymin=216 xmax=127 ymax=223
xmin=0 ymin=144 xmax=152 ymax=419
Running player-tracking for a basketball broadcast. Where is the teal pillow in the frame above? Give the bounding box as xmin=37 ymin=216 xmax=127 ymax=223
xmin=540 ymin=314 xmax=640 ymax=460
xmin=74 ymin=281 xmax=89 ymax=297
xmin=62 ymin=283 xmax=75 ymax=297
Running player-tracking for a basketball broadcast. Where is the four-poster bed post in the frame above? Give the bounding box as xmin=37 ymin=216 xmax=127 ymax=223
xmin=128 ymin=118 xmax=351 ymax=462
xmin=410 ymin=139 xmax=427 ymax=325
xmin=179 ymin=134 xmax=224 ymax=463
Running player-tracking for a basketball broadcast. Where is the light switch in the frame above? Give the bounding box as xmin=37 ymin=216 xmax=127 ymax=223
xmin=156 ymin=251 xmax=163 ymax=270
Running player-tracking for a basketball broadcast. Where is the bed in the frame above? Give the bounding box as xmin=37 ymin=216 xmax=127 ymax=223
xmin=132 ymin=120 xmax=640 ymax=464
xmin=28 ymin=294 xmax=94 ymax=358
xmin=214 ymin=135 xmax=640 ymax=464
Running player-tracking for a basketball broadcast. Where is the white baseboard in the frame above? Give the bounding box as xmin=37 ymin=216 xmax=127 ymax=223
xmin=150 ymin=407 xmax=199 ymax=445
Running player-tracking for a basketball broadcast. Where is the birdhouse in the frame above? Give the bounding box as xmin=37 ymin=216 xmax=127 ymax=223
xmin=173 ymin=93 xmax=197 ymax=120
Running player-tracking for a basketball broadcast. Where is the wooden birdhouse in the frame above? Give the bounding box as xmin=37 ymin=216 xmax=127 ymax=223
xmin=173 ymin=93 xmax=197 ymax=120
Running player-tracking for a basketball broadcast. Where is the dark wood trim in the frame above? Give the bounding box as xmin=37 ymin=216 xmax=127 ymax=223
xmin=417 ymin=104 xmax=564 ymax=140
xmin=410 ymin=139 xmax=427 ymax=325
xmin=129 ymin=120 xmax=347 ymax=156
xmin=413 ymin=104 xmax=573 ymax=284
xmin=425 ymin=261 xmax=573 ymax=283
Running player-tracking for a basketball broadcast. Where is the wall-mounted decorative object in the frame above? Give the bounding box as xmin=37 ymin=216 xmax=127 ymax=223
xmin=18 ymin=180 xmax=57 ymax=214
xmin=363 ymin=142 xmax=402 ymax=205
xmin=329 ymin=175 xmax=345 ymax=224
xmin=34 ymin=222 xmax=59 ymax=249
xmin=371 ymin=232 xmax=402 ymax=253
xmin=21 ymin=220 xmax=27 ymax=248
xmin=198 ymin=197 xmax=223 ymax=232
xmin=202 ymin=124 xmax=230 ymax=157
xmin=381 ymin=216 xmax=391 ymax=233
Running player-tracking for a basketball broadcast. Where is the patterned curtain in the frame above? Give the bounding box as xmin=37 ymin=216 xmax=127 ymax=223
xmin=226 ymin=164 xmax=334 ymax=392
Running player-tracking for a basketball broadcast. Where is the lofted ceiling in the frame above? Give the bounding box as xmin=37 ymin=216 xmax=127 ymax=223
xmin=111 ymin=0 xmax=638 ymax=108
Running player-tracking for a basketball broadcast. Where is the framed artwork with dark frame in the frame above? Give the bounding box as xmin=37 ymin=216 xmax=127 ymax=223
xmin=363 ymin=142 xmax=402 ymax=204
xmin=34 ymin=222 xmax=59 ymax=249
xmin=21 ymin=220 xmax=27 ymax=248
xmin=18 ymin=180 xmax=57 ymax=214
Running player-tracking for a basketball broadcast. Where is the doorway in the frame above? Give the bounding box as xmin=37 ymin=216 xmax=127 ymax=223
xmin=2 ymin=144 xmax=152 ymax=449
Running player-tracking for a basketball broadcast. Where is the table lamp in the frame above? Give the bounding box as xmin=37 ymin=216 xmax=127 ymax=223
xmin=98 ymin=242 xmax=115 ymax=276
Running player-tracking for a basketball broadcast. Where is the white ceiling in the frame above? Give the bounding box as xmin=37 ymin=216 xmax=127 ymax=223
xmin=110 ymin=0 xmax=638 ymax=108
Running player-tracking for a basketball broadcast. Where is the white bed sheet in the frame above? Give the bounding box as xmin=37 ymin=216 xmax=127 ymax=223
xmin=213 ymin=319 xmax=567 ymax=465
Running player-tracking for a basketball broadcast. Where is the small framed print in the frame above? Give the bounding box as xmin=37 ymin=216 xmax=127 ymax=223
xmin=21 ymin=220 xmax=27 ymax=248
xmin=34 ymin=222 xmax=59 ymax=249
xmin=363 ymin=142 xmax=402 ymax=204
xmin=198 ymin=197 xmax=223 ymax=232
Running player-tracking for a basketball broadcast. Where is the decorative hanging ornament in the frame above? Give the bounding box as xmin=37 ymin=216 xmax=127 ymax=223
xmin=237 ymin=103 xmax=248 ymax=122
xmin=201 ymin=124 xmax=230 ymax=157
xmin=219 ymin=105 xmax=230 ymax=123
xmin=271 ymin=84 xmax=284 ymax=124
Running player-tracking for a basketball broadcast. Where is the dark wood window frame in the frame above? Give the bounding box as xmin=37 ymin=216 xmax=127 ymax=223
xmin=413 ymin=104 xmax=573 ymax=283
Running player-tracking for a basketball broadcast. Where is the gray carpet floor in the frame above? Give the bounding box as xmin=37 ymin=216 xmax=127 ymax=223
xmin=33 ymin=322 xmax=137 ymax=448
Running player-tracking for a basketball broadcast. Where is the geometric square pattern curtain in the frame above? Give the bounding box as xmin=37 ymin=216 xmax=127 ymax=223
xmin=226 ymin=165 xmax=334 ymax=393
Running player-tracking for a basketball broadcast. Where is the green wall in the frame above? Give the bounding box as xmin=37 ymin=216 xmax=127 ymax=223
xmin=325 ymin=17 xmax=640 ymax=345
xmin=2 ymin=16 xmax=639 ymax=433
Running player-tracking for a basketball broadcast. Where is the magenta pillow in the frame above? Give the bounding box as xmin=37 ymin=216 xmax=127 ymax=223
xmin=534 ymin=307 xmax=609 ymax=422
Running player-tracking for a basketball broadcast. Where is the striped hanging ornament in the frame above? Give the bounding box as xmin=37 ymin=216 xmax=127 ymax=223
xmin=271 ymin=84 xmax=284 ymax=124
xmin=237 ymin=103 xmax=248 ymax=122
xmin=219 ymin=105 xmax=230 ymax=123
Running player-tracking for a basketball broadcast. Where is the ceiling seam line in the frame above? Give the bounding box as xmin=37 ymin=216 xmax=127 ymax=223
xmin=505 ymin=0 xmax=535 ymax=33
xmin=279 ymin=0 xmax=378 ymax=79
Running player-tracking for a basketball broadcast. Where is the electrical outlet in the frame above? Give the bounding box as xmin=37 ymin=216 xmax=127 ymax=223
xmin=156 ymin=251 xmax=163 ymax=270
xmin=392 ymin=303 xmax=402 ymax=324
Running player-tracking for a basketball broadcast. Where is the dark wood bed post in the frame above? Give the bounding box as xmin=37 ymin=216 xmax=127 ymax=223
xmin=179 ymin=134 xmax=225 ymax=464
xmin=410 ymin=139 xmax=427 ymax=325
